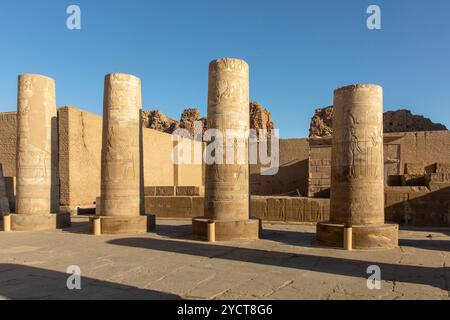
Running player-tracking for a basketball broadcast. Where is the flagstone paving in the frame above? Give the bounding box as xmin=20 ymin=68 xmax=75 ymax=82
xmin=0 ymin=217 xmax=449 ymax=300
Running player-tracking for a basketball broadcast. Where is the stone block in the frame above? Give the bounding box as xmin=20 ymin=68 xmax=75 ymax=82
xmin=144 ymin=187 xmax=156 ymax=196
xmin=176 ymin=186 xmax=204 ymax=196
xmin=405 ymin=163 xmax=425 ymax=175
xmin=316 ymin=222 xmax=399 ymax=249
xmin=155 ymin=186 xmax=175 ymax=196
xmin=89 ymin=215 xmax=148 ymax=235
xmin=401 ymin=174 xmax=425 ymax=186
xmin=192 ymin=217 xmax=260 ymax=241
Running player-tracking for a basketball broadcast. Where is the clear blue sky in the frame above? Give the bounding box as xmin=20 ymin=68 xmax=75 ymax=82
xmin=0 ymin=0 xmax=449 ymax=138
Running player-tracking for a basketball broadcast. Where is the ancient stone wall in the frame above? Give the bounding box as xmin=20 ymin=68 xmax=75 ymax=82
xmin=308 ymin=130 xmax=450 ymax=197
xmin=385 ymin=186 xmax=450 ymax=227
xmin=142 ymin=110 xmax=179 ymax=133
xmin=250 ymin=101 xmax=275 ymax=136
xmin=0 ymin=112 xmax=17 ymax=210
xmin=0 ymin=112 xmax=16 ymax=177
xmin=0 ymin=107 xmax=204 ymax=213
xmin=144 ymin=194 xmax=330 ymax=223
xmin=250 ymin=138 xmax=310 ymax=196
xmin=144 ymin=187 xmax=450 ymax=227
xmin=384 ymin=109 xmax=447 ymax=133
xmin=58 ymin=107 xmax=102 ymax=212
xmin=309 ymin=107 xmax=447 ymax=138
xmin=1 ymin=108 xmax=449 ymax=224
xmin=143 ymin=101 xmax=274 ymax=138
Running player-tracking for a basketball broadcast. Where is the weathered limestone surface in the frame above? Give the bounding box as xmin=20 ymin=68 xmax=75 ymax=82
xmin=11 ymin=74 xmax=70 ymax=231
xmin=0 ymin=164 xmax=10 ymax=214
xmin=179 ymin=108 xmax=207 ymax=137
xmin=58 ymin=106 xmax=102 ymax=215
xmin=308 ymin=131 xmax=450 ymax=198
xmin=1 ymin=217 xmax=449 ymax=300
xmin=95 ymin=73 xmax=148 ymax=234
xmin=0 ymin=113 xmax=16 ymax=177
xmin=143 ymin=102 xmax=274 ymax=138
xmin=384 ymin=109 xmax=447 ymax=133
xmin=309 ymin=106 xmax=447 ymax=138
xmin=146 ymin=195 xmax=329 ymax=222
xmin=0 ymin=112 xmax=17 ymax=211
xmin=142 ymin=110 xmax=179 ymax=133
xmin=249 ymin=101 xmax=275 ymax=137
xmin=309 ymin=106 xmax=334 ymax=138
xmin=330 ymin=85 xmax=384 ymax=225
xmin=192 ymin=58 xmax=259 ymax=241
xmin=204 ymin=59 xmax=250 ymax=221
xmin=317 ymin=84 xmax=398 ymax=249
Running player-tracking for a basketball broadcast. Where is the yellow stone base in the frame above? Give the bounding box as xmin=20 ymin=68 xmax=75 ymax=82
xmin=192 ymin=217 xmax=261 ymax=241
xmin=10 ymin=213 xmax=71 ymax=231
xmin=89 ymin=214 xmax=155 ymax=235
xmin=316 ymin=221 xmax=399 ymax=249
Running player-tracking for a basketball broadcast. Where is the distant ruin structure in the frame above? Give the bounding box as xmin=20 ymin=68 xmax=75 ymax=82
xmin=309 ymin=106 xmax=447 ymax=138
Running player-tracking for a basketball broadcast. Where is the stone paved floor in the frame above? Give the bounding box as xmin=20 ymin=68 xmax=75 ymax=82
xmin=0 ymin=217 xmax=449 ymax=300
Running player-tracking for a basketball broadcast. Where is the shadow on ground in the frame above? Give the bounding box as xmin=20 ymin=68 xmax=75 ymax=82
xmin=156 ymin=223 xmax=192 ymax=239
xmin=0 ymin=264 xmax=181 ymax=300
xmin=262 ymin=228 xmax=316 ymax=247
xmin=108 ymin=237 xmax=450 ymax=291
xmin=400 ymin=238 xmax=450 ymax=252
xmin=154 ymin=222 xmax=317 ymax=245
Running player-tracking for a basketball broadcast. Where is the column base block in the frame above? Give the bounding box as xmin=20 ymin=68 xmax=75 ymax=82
xmin=10 ymin=212 xmax=71 ymax=231
xmin=316 ymin=221 xmax=399 ymax=249
xmin=89 ymin=214 xmax=156 ymax=235
xmin=192 ymin=217 xmax=260 ymax=241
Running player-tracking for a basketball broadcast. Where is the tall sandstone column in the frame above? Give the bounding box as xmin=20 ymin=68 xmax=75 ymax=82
xmin=316 ymin=84 xmax=398 ymax=249
xmin=192 ymin=58 xmax=259 ymax=241
xmin=11 ymin=74 xmax=70 ymax=231
xmin=90 ymin=73 xmax=149 ymax=234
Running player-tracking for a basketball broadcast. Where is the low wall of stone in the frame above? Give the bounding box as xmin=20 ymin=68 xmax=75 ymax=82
xmin=0 ymin=112 xmax=17 ymax=210
xmin=144 ymin=195 xmax=330 ymax=223
xmin=386 ymin=186 xmax=450 ymax=227
xmin=58 ymin=107 xmax=102 ymax=212
xmin=144 ymin=186 xmax=450 ymax=226
xmin=0 ymin=107 xmax=205 ymax=213
xmin=308 ymin=131 xmax=450 ymax=197
xmin=250 ymin=138 xmax=310 ymax=196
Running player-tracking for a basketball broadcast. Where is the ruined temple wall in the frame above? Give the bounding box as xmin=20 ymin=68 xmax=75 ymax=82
xmin=0 ymin=108 xmax=204 ymax=211
xmin=391 ymin=131 xmax=450 ymax=174
xmin=173 ymin=136 xmax=205 ymax=187
xmin=308 ymin=131 xmax=450 ymax=197
xmin=0 ymin=112 xmax=16 ymax=177
xmin=144 ymin=188 xmax=450 ymax=227
xmin=0 ymin=112 xmax=17 ymax=210
xmin=142 ymin=130 xmax=204 ymax=187
xmin=145 ymin=195 xmax=330 ymax=223
xmin=142 ymin=128 xmax=174 ymax=186
xmin=250 ymin=138 xmax=310 ymax=196
xmin=58 ymin=107 xmax=102 ymax=209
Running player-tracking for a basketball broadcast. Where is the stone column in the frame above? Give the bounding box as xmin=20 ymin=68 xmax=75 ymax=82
xmin=316 ymin=84 xmax=398 ymax=249
xmin=192 ymin=58 xmax=259 ymax=241
xmin=90 ymin=73 xmax=151 ymax=234
xmin=11 ymin=74 xmax=70 ymax=231
xmin=0 ymin=164 xmax=10 ymax=215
